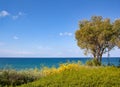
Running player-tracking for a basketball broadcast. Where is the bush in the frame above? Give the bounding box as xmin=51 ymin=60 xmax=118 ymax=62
xmin=0 ymin=68 xmax=42 ymax=87
xmin=86 ymin=58 xmax=101 ymax=66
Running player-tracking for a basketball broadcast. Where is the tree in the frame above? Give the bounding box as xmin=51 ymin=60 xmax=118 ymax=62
xmin=75 ymin=16 xmax=120 ymax=64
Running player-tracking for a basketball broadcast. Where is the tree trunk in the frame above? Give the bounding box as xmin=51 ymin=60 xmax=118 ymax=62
xmin=100 ymin=55 xmax=102 ymax=63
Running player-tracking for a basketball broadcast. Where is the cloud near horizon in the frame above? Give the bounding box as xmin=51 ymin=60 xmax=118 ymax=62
xmin=0 ymin=49 xmax=34 ymax=57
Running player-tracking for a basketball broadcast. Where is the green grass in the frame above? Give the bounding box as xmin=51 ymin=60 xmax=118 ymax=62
xmin=18 ymin=64 xmax=120 ymax=87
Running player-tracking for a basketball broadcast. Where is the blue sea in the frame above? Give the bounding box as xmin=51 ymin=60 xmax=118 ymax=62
xmin=0 ymin=57 xmax=120 ymax=70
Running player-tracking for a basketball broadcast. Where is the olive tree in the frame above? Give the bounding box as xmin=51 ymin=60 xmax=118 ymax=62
xmin=75 ymin=16 xmax=120 ymax=64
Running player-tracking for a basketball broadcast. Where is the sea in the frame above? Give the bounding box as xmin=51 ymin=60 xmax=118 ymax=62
xmin=0 ymin=57 xmax=120 ymax=70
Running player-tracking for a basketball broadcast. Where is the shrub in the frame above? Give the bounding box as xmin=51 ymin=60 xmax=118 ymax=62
xmin=0 ymin=68 xmax=42 ymax=87
xmin=86 ymin=58 xmax=101 ymax=66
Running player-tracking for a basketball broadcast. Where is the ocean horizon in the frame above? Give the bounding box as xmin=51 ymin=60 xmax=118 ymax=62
xmin=0 ymin=57 xmax=120 ymax=70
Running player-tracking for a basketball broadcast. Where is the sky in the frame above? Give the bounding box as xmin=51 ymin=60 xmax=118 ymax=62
xmin=0 ymin=0 xmax=120 ymax=57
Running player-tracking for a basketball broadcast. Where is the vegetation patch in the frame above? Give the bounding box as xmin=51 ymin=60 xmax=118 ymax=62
xmin=0 ymin=68 xmax=42 ymax=87
xmin=0 ymin=61 xmax=120 ymax=87
xmin=18 ymin=62 xmax=120 ymax=87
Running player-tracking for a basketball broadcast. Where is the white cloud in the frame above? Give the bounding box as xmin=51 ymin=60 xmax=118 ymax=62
xmin=0 ymin=10 xmax=26 ymax=20
xmin=12 ymin=12 xmax=25 ymax=20
xmin=18 ymin=12 xmax=24 ymax=15
xmin=59 ymin=32 xmax=72 ymax=36
xmin=13 ymin=36 xmax=19 ymax=40
xmin=0 ymin=10 xmax=10 ymax=17
xmin=59 ymin=33 xmax=63 ymax=36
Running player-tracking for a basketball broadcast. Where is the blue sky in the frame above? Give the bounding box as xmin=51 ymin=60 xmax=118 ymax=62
xmin=0 ymin=0 xmax=120 ymax=57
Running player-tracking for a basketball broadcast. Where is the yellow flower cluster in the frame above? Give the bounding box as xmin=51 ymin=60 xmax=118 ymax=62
xmin=42 ymin=62 xmax=81 ymax=76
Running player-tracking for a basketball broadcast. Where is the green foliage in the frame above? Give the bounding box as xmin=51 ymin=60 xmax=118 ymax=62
xmin=18 ymin=65 xmax=120 ymax=87
xmin=0 ymin=68 xmax=42 ymax=87
xmin=75 ymin=16 xmax=120 ymax=63
xmin=86 ymin=58 xmax=101 ymax=66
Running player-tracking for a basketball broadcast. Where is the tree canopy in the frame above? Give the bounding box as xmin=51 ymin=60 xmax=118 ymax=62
xmin=75 ymin=16 xmax=120 ymax=63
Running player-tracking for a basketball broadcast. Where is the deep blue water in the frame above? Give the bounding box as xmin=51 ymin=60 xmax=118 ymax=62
xmin=0 ymin=57 xmax=120 ymax=70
